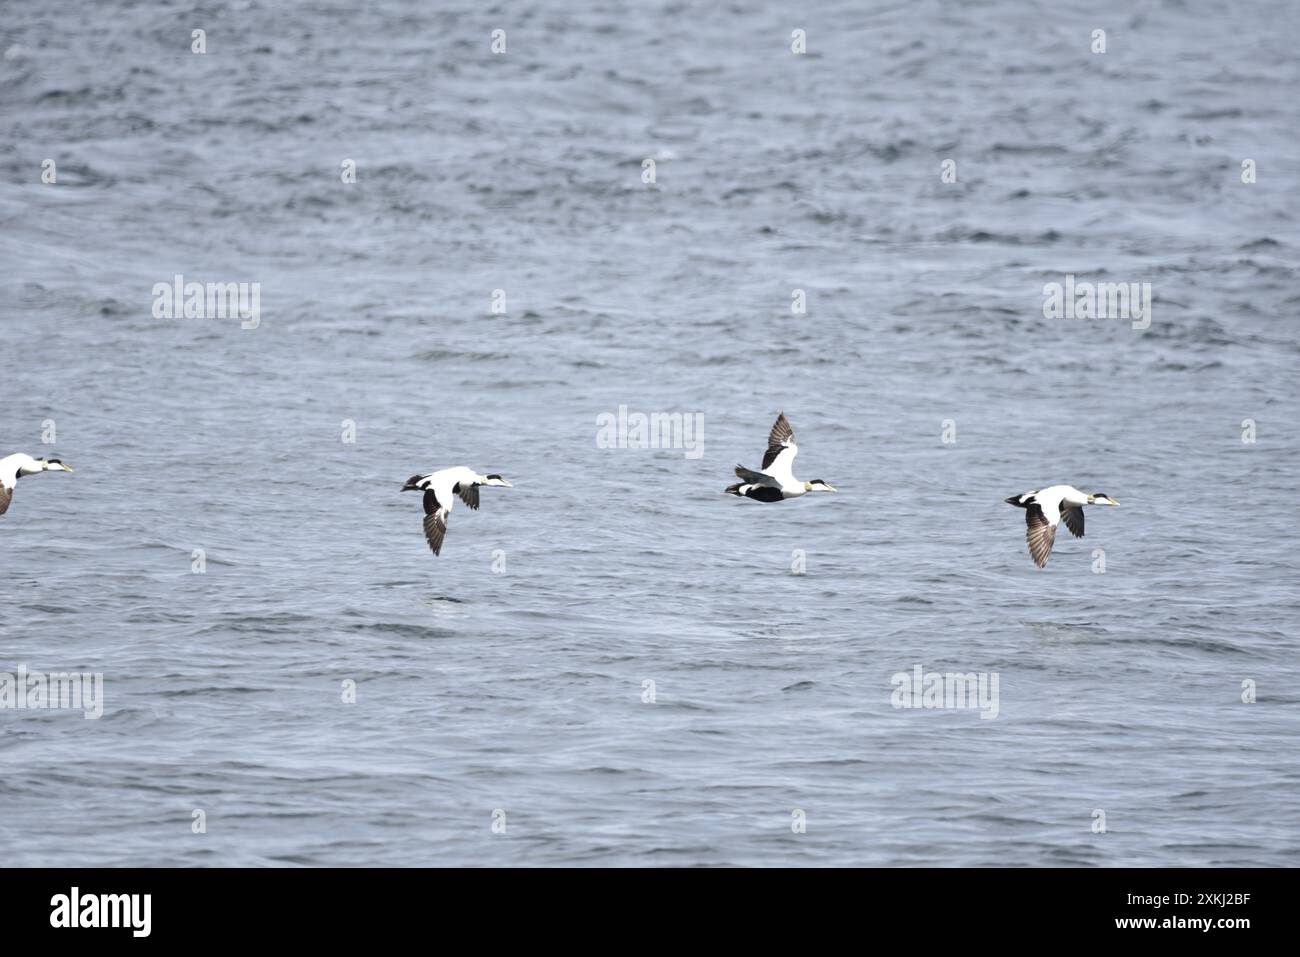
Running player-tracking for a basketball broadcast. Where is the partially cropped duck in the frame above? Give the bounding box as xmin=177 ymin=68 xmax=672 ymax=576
xmin=725 ymin=412 xmax=836 ymax=502
xmin=1 ymin=453 xmax=73 ymax=517
xmin=1005 ymin=485 xmax=1119 ymax=568
xmin=401 ymin=466 xmax=512 ymax=556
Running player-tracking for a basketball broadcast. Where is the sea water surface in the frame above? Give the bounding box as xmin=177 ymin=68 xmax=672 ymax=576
xmin=1 ymin=0 xmax=1298 ymax=866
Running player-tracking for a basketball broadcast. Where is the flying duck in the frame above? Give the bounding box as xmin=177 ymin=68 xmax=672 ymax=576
xmin=725 ymin=412 xmax=836 ymax=502
xmin=0 ymin=453 xmax=73 ymax=517
xmin=1005 ymin=485 xmax=1119 ymax=567
xmin=401 ymin=466 xmax=512 ymax=556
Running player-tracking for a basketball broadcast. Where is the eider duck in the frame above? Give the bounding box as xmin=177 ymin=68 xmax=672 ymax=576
xmin=1005 ymin=486 xmax=1119 ymax=568
xmin=401 ymin=466 xmax=512 ymax=556
xmin=725 ymin=412 xmax=836 ymax=502
xmin=0 ymin=453 xmax=73 ymax=517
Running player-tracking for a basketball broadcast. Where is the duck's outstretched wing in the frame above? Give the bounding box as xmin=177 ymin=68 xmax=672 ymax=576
xmin=1025 ymin=504 xmax=1057 ymax=568
xmin=422 ymin=489 xmax=450 ymax=556
xmin=455 ymin=482 xmax=480 ymax=510
xmin=0 ymin=484 xmax=11 ymax=516
xmin=1060 ymin=505 xmax=1085 ymax=538
xmin=760 ymin=412 xmax=799 ymax=483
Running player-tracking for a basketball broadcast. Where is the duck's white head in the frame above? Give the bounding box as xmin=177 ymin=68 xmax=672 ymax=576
xmin=1087 ymin=492 xmax=1119 ymax=506
xmin=20 ymin=456 xmax=73 ymax=475
xmin=481 ymin=473 xmax=512 ymax=487
xmin=804 ymin=479 xmax=836 ymax=493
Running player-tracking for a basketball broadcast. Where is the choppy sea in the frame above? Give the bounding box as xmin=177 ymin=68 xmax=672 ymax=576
xmin=1 ymin=0 xmax=1297 ymax=865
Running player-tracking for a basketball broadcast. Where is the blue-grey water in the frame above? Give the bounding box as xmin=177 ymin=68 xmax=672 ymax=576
xmin=2 ymin=0 xmax=1298 ymax=866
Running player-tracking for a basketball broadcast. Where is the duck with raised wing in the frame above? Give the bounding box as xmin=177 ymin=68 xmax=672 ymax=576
xmin=725 ymin=413 xmax=836 ymax=502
